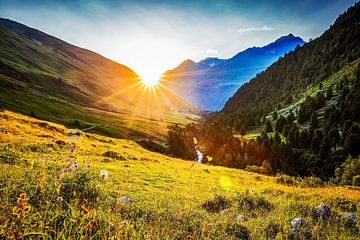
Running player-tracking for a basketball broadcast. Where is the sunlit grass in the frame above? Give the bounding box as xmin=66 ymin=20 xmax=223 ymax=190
xmin=0 ymin=110 xmax=359 ymax=239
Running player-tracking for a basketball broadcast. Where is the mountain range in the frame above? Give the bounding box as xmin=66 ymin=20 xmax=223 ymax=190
xmin=161 ymin=34 xmax=304 ymax=111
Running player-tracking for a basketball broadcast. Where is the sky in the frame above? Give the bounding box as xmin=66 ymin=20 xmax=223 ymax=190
xmin=0 ymin=0 xmax=357 ymax=83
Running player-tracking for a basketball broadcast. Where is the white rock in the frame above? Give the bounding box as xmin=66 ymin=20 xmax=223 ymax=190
xmin=237 ymin=214 xmax=247 ymax=221
xmin=117 ymin=196 xmax=132 ymax=205
xmin=290 ymin=218 xmax=306 ymax=233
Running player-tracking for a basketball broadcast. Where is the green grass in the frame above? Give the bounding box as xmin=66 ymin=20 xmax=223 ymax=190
xmin=0 ymin=80 xmax=198 ymax=144
xmin=276 ymin=58 xmax=360 ymax=119
xmin=0 ymin=24 xmax=199 ymax=145
xmin=0 ymin=110 xmax=359 ymax=239
xmin=238 ymin=58 xmax=360 ymax=140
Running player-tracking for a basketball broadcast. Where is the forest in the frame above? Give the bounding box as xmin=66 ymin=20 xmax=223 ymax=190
xmin=167 ymin=2 xmax=360 ymax=184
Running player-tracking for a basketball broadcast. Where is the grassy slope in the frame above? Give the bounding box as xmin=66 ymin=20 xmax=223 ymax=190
xmin=242 ymin=58 xmax=360 ymax=140
xmin=1 ymin=110 xmax=359 ymax=239
xmin=0 ymin=22 xmax=199 ymax=144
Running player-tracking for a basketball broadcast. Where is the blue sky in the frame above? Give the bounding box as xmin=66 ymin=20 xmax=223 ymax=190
xmin=0 ymin=0 xmax=357 ymax=82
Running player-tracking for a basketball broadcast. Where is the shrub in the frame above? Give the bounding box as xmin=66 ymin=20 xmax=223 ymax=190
xmin=60 ymin=170 xmax=100 ymax=204
xmin=265 ymin=220 xmax=281 ymax=239
xmin=225 ymin=223 xmax=249 ymax=239
xmin=102 ymin=151 xmax=126 ymax=160
xmin=301 ymin=176 xmax=323 ymax=187
xmin=275 ymin=173 xmax=323 ymax=187
xmin=352 ymin=175 xmax=360 ymax=186
xmin=334 ymin=156 xmax=360 ymax=185
xmin=275 ymin=173 xmax=297 ymax=185
xmin=236 ymin=191 xmax=272 ymax=211
xmin=245 ymin=160 xmax=273 ymax=175
xmin=201 ymin=194 xmax=231 ymax=213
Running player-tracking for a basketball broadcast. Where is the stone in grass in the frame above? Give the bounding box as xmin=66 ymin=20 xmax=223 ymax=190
xmin=236 ymin=214 xmax=247 ymax=222
xmin=290 ymin=218 xmax=306 ymax=233
xmin=117 ymin=196 xmax=132 ymax=205
xmin=315 ymin=203 xmax=331 ymax=219
xmin=340 ymin=213 xmax=356 ymax=221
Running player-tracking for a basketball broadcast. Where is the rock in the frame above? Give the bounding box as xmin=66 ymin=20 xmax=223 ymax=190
xmin=340 ymin=213 xmax=356 ymax=221
xmin=290 ymin=218 xmax=306 ymax=233
xmin=117 ymin=196 xmax=132 ymax=205
xmin=315 ymin=203 xmax=331 ymax=218
xmin=236 ymin=214 xmax=247 ymax=221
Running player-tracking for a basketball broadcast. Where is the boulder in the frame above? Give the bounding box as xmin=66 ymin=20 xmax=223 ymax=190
xmin=117 ymin=196 xmax=132 ymax=205
xmin=315 ymin=203 xmax=331 ymax=218
xmin=290 ymin=218 xmax=306 ymax=233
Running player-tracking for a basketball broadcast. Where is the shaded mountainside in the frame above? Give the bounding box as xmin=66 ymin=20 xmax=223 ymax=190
xmin=167 ymin=2 xmax=360 ymax=181
xmin=220 ymin=3 xmax=360 ymax=130
xmin=0 ymin=18 xmax=199 ymax=142
xmin=161 ymin=34 xmax=304 ymax=111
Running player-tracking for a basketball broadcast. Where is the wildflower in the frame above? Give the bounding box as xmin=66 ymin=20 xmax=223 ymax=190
xmin=86 ymin=164 xmax=91 ymax=169
xmin=51 ymin=139 xmax=56 ymax=142
xmin=70 ymin=147 xmax=75 ymax=153
xmin=81 ymin=207 xmax=89 ymax=215
xmin=13 ymin=193 xmax=31 ymax=217
xmin=12 ymin=206 xmax=19 ymax=215
xmin=67 ymin=129 xmax=73 ymax=140
xmin=82 ymin=160 xmax=86 ymax=163
xmin=23 ymin=205 xmax=31 ymax=213
xmin=207 ymin=156 xmax=213 ymax=162
xmin=100 ymin=170 xmax=108 ymax=179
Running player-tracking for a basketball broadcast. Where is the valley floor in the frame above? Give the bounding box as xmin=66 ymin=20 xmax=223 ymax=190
xmin=0 ymin=110 xmax=359 ymax=239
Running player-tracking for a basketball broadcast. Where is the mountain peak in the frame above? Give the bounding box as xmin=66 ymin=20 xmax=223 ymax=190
xmin=274 ymin=33 xmax=302 ymax=43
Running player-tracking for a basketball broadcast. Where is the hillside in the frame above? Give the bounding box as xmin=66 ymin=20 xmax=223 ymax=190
xmin=166 ymin=2 xmax=360 ymax=181
xmin=0 ymin=18 xmax=198 ymax=143
xmin=161 ymin=34 xmax=304 ymax=111
xmin=220 ymin=3 xmax=360 ymax=129
xmin=0 ymin=110 xmax=359 ymax=239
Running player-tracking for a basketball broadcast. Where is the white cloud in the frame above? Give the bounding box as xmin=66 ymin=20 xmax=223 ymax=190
xmin=206 ymin=49 xmax=219 ymax=55
xmin=237 ymin=25 xmax=274 ymax=33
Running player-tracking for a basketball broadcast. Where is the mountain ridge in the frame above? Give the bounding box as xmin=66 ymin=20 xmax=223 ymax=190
xmin=0 ymin=17 xmax=199 ymax=142
xmin=161 ymin=34 xmax=304 ymax=111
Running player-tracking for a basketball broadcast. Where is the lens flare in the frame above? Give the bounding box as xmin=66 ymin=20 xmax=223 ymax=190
xmin=219 ymin=176 xmax=232 ymax=191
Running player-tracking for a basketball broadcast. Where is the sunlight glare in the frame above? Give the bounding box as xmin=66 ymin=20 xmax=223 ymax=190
xmin=139 ymin=71 xmax=161 ymax=88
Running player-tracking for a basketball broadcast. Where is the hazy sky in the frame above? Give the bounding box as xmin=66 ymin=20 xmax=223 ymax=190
xmin=0 ymin=0 xmax=357 ymax=82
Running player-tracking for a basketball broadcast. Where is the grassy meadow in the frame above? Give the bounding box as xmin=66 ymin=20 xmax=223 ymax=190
xmin=0 ymin=110 xmax=359 ymax=239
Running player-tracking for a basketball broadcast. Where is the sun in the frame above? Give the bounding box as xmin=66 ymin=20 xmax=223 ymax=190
xmin=141 ymin=77 xmax=159 ymax=88
xmin=139 ymin=72 xmax=161 ymax=88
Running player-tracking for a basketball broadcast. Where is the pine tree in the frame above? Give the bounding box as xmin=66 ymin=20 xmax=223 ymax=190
xmin=273 ymin=131 xmax=281 ymax=144
xmin=326 ymin=86 xmax=333 ymax=100
xmin=272 ymin=111 xmax=278 ymax=121
xmin=265 ymin=119 xmax=273 ymax=133
xmin=310 ymin=112 xmax=319 ymax=129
